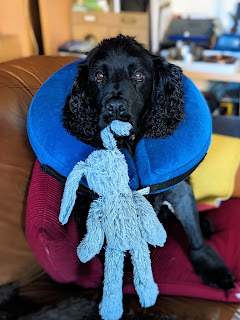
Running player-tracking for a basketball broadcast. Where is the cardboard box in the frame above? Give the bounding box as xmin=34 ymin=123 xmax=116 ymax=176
xmin=72 ymin=11 xmax=149 ymax=48
xmin=0 ymin=35 xmax=22 ymax=63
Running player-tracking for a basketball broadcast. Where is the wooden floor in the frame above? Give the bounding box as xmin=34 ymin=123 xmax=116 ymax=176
xmin=145 ymin=295 xmax=240 ymax=320
xmin=19 ymin=273 xmax=240 ymax=320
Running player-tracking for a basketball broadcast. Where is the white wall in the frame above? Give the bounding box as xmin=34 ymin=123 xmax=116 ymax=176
xmin=171 ymin=0 xmax=239 ymax=32
xmin=172 ymin=0 xmax=218 ymax=17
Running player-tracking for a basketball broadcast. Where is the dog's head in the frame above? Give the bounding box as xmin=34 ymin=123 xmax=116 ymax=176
xmin=63 ymin=35 xmax=184 ymax=148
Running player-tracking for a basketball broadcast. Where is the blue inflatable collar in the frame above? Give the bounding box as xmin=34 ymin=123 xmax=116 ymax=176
xmin=27 ymin=60 xmax=212 ymax=194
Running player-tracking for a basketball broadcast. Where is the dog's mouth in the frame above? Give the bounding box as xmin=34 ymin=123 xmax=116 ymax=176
xmin=98 ymin=111 xmax=140 ymax=150
xmin=101 ymin=120 xmax=136 ymax=147
xmin=131 ymin=133 xmax=136 ymax=140
xmin=112 ymin=131 xmax=136 ymax=141
xmin=100 ymin=113 xmax=134 ymax=131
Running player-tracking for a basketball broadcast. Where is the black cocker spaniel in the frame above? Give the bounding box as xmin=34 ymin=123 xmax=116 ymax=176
xmin=63 ymin=35 xmax=235 ymax=290
xmin=63 ymin=35 xmax=184 ymax=148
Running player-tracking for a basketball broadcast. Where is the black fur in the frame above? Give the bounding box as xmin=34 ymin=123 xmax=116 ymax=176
xmin=63 ymin=35 xmax=234 ymax=290
xmin=63 ymin=35 xmax=184 ymax=147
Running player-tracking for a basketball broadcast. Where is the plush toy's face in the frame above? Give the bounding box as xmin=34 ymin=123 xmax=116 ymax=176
xmin=85 ymin=149 xmax=130 ymax=196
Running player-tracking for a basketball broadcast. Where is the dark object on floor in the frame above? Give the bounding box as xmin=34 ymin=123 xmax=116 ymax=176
xmin=19 ymin=296 xmax=177 ymax=320
xmin=0 ymin=288 xmax=40 ymax=320
xmin=0 ymin=283 xmax=177 ymax=320
xmin=0 ymin=283 xmax=17 ymax=305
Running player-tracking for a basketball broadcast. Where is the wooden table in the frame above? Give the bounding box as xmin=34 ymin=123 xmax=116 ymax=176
xmin=183 ymin=68 xmax=240 ymax=115
xmin=184 ymin=70 xmax=240 ymax=83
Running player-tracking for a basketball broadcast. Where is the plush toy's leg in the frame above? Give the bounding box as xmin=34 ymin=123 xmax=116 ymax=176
xmin=99 ymin=247 xmax=124 ymax=320
xmin=77 ymin=200 xmax=104 ymax=263
xmin=133 ymin=192 xmax=166 ymax=247
xmin=130 ymin=241 xmax=159 ymax=308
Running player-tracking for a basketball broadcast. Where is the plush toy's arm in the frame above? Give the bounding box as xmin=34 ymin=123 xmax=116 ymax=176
xmin=77 ymin=198 xmax=105 ymax=263
xmin=133 ymin=191 xmax=167 ymax=247
xmin=59 ymin=161 xmax=86 ymax=225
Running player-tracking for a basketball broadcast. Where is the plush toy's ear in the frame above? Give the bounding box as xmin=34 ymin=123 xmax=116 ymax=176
xmin=62 ymin=60 xmax=100 ymax=146
xmin=59 ymin=161 xmax=86 ymax=225
xmin=144 ymin=57 xmax=184 ymax=139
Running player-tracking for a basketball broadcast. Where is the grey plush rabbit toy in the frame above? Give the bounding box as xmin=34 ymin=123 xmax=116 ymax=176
xmin=59 ymin=120 xmax=167 ymax=320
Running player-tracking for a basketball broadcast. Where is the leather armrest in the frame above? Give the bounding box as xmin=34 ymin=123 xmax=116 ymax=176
xmin=0 ymin=55 xmax=77 ymax=285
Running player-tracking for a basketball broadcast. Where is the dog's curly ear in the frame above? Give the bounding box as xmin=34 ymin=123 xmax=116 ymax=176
xmin=62 ymin=61 xmax=100 ymax=146
xmin=144 ymin=57 xmax=184 ymax=139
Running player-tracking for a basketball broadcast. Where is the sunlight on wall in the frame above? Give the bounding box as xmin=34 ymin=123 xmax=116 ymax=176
xmin=171 ymin=0 xmax=239 ymax=32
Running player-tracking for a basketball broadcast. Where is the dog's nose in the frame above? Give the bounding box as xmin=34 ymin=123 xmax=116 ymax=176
xmin=105 ymin=98 xmax=127 ymax=116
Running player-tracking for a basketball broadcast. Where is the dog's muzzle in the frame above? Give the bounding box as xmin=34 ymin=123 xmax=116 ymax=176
xmin=105 ymin=97 xmax=128 ymax=117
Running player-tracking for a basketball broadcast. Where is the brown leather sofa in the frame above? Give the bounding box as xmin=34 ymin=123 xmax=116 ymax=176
xmin=0 ymin=55 xmax=239 ymax=319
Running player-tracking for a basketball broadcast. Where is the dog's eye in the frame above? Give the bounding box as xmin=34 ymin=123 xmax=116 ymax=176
xmin=133 ymin=71 xmax=144 ymax=82
xmin=95 ymin=72 xmax=104 ymax=82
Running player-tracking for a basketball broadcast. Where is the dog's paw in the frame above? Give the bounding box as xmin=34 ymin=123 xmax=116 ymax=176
xmin=189 ymin=243 xmax=235 ymax=290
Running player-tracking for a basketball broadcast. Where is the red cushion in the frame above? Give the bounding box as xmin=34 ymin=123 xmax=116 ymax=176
xmin=26 ymin=159 xmax=240 ymax=302
xmin=26 ymin=159 xmax=103 ymax=288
